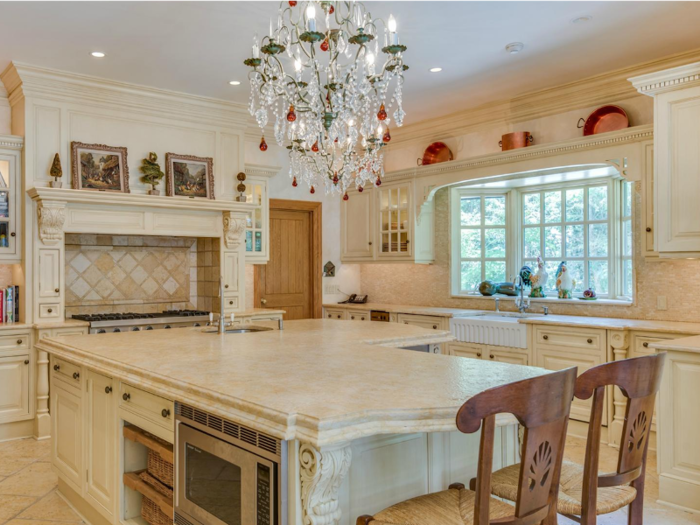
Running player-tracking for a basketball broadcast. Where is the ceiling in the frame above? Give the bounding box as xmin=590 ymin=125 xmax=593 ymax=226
xmin=1 ymin=2 xmax=700 ymax=125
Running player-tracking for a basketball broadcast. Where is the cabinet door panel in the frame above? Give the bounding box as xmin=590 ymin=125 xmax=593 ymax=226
xmin=223 ymin=252 xmax=239 ymax=292
xmin=38 ymin=248 xmax=61 ymax=299
xmin=341 ymin=190 xmax=374 ymax=260
xmin=86 ymin=371 xmax=115 ymax=517
xmin=51 ymin=383 xmax=83 ymax=490
xmin=0 ymin=355 xmax=29 ymax=423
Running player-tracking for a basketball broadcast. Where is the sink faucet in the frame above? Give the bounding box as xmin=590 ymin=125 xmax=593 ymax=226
xmin=494 ymin=297 xmax=500 ymax=312
xmin=514 ymin=275 xmax=530 ymax=314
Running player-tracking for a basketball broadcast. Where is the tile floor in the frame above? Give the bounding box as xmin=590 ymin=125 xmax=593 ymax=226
xmin=0 ymin=435 xmax=698 ymax=525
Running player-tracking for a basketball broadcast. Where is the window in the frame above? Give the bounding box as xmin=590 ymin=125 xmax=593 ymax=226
xmin=451 ymin=176 xmax=633 ymax=301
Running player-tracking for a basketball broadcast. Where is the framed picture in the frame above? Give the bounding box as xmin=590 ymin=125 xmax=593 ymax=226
xmin=71 ymin=142 xmax=130 ymax=193
xmin=165 ymin=153 xmax=214 ymax=199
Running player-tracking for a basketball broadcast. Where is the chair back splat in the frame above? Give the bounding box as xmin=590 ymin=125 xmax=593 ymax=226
xmin=456 ymin=367 xmax=578 ymax=525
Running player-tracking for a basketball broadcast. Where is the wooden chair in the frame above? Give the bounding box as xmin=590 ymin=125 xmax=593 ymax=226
xmin=356 ymin=367 xmax=577 ymax=525
xmin=487 ymin=353 xmax=666 ymax=525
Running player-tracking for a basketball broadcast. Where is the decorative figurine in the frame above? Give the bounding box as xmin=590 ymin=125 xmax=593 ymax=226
xmin=555 ymin=261 xmax=577 ymax=299
xmin=139 ymin=152 xmax=165 ymax=195
xmin=519 ymin=265 xmax=533 ymax=287
xmin=478 ymin=280 xmax=521 ymax=297
xmin=529 ymin=256 xmax=549 ymax=298
xmin=49 ymin=153 xmax=63 ymax=188
xmin=235 ymin=172 xmax=247 ymax=202
xmin=582 ymin=288 xmax=597 ymax=300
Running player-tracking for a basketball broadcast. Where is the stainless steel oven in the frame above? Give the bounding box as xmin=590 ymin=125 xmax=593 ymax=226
xmin=175 ymin=403 xmax=286 ymax=525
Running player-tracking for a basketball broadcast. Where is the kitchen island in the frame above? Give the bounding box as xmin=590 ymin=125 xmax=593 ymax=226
xmin=36 ymin=319 xmax=549 ymax=525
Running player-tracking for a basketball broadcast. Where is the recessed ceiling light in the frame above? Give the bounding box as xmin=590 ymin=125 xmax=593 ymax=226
xmin=429 ymin=67 xmax=442 ymax=73
xmin=505 ymin=42 xmax=524 ymax=54
xmin=90 ymin=51 xmax=106 ymax=58
xmin=572 ymin=15 xmax=593 ymax=24
xmin=229 ymin=80 xmax=241 ymax=86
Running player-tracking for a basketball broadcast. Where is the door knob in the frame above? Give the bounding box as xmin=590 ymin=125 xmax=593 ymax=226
xmin=261 ymin=298 xmax=267 ymax=305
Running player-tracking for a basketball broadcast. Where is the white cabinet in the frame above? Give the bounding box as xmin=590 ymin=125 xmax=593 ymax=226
xmin=242 ymin=177 xmax=269 ymax=263
xmin=51 ymin=380 xmax=83 ymax=492
xmin=447 ymin=341 xmax=529 ymax=365
xmin=0 ymin=137 xmax=22 ymax=262
xmin=0 ymin=354 xmax=30 ymax=423
xmin=377 ymin=182 xmax=412 ymax=260
xmin=397 ymin=313 xmax=448 ymax=331
xmin=86 ymin=371 xmax=116 ymax=519
xmin=631 ymin=62 xmax=700 ymax=257
xmin=640 ymin=140 xmax=657 ymax=258
xmin=341 ymin=188 xmax=375 ymax=260
xmin=223 ymin=251 xmax=239 ymax=292
xmin=324 ymin=308 xmax=347 ymax=320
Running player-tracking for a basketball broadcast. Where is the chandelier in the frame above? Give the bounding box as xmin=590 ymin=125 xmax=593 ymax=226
xmin=244 ymin=1 xmax=408 ymax=198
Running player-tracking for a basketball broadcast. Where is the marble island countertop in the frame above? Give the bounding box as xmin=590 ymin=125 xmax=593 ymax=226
xmin=35 ymin=319 xmax=547 ymax=447
xmin=650 ymin=334 xmax=700 ymax=354
xmin=323 ymin=302 xmax=486 ymax=317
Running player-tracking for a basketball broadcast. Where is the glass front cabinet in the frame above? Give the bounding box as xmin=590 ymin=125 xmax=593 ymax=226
xmin=0 ymin=136 xmax=22 ymax=262
xmin=377 ymin=182 xmax=412 ymax=259
xmin=242 ymin=176 xmax=269 ymax=264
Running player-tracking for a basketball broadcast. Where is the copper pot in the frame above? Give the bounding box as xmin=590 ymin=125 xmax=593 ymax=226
xmin=577 ymin=105 xmax=629 ymax=136
xmin=417 ymin=142 xmax=453 ymax=166
xmin=499 ymin=132 xmax=533 ymax=151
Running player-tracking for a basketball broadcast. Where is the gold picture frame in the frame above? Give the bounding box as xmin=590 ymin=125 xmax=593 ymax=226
xmin=71 ymin=142 xmax=130 ymax=193
xmin=165 ymin=153 xmax=215 ymax=200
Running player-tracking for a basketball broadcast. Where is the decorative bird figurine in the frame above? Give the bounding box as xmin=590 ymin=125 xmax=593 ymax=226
xmin=529 ymin=256 xmax=548 ymax=298
xmin=555 ymin=261 xmax=576 ymax=299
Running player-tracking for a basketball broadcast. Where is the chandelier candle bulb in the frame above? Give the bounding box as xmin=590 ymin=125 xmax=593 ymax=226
xmin=306 ymin=4 xmax=316 ymax=32
xmin=388 ymin=15 xmax=398 ymax=45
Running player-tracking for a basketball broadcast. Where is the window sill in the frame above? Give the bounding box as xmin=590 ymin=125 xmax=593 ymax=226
xmin=451 ymin=294 xmax=633 ymax=307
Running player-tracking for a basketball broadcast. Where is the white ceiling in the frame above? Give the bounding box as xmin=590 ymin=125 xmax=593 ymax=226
xmin=1 ymin=2 xmax=700 ymax=125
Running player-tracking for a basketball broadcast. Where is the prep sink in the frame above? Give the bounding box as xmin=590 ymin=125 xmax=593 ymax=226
xmin=450 ymin=313 xmax=544 ymax=349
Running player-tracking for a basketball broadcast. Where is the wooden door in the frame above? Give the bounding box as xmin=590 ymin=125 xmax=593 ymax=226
xmin=256 ymin=200 xmax=321 ymax=320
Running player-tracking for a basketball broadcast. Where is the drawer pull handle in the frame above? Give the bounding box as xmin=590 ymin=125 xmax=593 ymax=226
xmin=489 ymin=354 xmax=495 ymax=359
xmin=543 ymin=335 xmax=549 ymax=340
xmin=337 ymin=315 xmax=341 ymax=319
xmin=432 ymin=325 xmax=438 ymax=329
xmin=47 ymin=308 xmax=53 ymax=313
xmin=72 ymin=372 xmax=80 ymax=380
xmin=351 ymin=316 xmax=355 ymax=320
xmin=55 ymin=288 xmax=60 ymax=293
xmin=368 ymin=241 xmax=372 ymax=246
xmin=24 ymin=359 xmax=29 ymax=365
xmin=225 ymin=284 xmax=229 ymax=289
xmin=53 ymin=364 xmax=60 ymax=371
xmin=643 ymin=342 xmax=649 ymax=348
xmin=646 ymin=227 xmax=652 ymax=232
xmin=476 ymin=352 xmax=482 ymax=357
xmin=361 ymin=317 xmax=365 ymax=320
xmin=327 ymin=314 xmax=332 ymax=318
xmin=587 ymin=338 xmax=593 ymax=344
xmin=105 ymin=386 xmax=112 ymax=394
xmin=122 ymin=393 xmax=131 ymax=401
xmin=17 ymin=339 xmax=22 ymax=344
xmin=161 ymin=408 xmax=171 ymax=418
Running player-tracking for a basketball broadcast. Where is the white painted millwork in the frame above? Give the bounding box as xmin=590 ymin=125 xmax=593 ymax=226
xmin=398 ymin=313 xmax=449 ymax=331
xmin=0 ymin=135 xmax=22 ymax=261
xmin=0 ymin=354 xmax=30 ymax=423
xmin=51 ymin=376 xmax=83 ymax=493
xmin=450 ymin=316 xmax=529 ymax=349
xmin=341 ymin=187 xmax=374 ymax=261
xmin=630 ymin=61 xmax=700 ymax=257
xmin=447 ymin=341 xmax=530 ymax=366
xmin=86 ymin=370 xmax=116 ymax=520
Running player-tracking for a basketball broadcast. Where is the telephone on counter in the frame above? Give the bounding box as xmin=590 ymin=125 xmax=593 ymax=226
xmin=339 ymin=294 xmax=368 ymax=304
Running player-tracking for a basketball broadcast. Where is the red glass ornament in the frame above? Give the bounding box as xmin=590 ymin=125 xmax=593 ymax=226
xmin=375 ymin=176 xmax=382 ymax=186
xmin=358 ymin=185 xmax=364 ymax=193
xmin=311 ymin=140 xmax=319 ymax=152
xmin=329 ymin=5 xmax=334 ymax=14
xmin=320 ymin=39 xmax=329 ymax=52
xmin=382 ymin=127 xmax=391 ymax=143
xmin=259 ymin=135 xmax=268 ymax=151
xmin=334 ymin=137 xmax=338 ymax=143
xmin=377 ymin=103 xmax=387 ymax=121
xmin=310 ymin=186 xmax=315 ymax=194
xmin=289 ymin=0 xmax=297 ymax=5
xmin=343 ymin=192 xmax=349 ymax=201
xmin=286 ymin=105 xmax=296 ymax=122
xmin=333 ymin=173 xmax=339 ymax=185
xmin=292 ymin=177 xmax=298 ymax=187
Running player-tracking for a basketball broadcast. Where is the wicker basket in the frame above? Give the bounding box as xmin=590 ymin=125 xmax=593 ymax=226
xmin=147 ymin=448 xmax=174 ymax=488
xmin=141 ymin=496 xmax=172 ymax=525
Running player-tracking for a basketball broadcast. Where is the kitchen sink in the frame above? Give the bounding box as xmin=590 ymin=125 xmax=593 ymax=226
xmin=450 ymin=313 xmax=544 ymax=349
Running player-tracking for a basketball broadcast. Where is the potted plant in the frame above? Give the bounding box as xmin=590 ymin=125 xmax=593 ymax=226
xmin=49 ymin=153 xmax=63 ymax=188
xmin=139 ymin=152 xmax=165 ymax=195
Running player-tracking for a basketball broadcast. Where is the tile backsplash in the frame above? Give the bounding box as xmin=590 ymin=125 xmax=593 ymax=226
xmin=65 ymin=234 xmax=197 ymax=316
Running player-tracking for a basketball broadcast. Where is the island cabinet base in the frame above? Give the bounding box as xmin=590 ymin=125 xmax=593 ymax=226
xmin=58 ymin=478 xmax=113 ymax=525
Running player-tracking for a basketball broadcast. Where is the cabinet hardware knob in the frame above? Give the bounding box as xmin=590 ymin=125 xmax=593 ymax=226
xmin=55 ymin=288 xmax=60 ymax=293
xmin=72 ymin=372 xmax=80 ymax=380
xmin=351 ymin=316 xmax=355 ymax=320
xmin=122 ymin=393 xmax=130 ymax=401
xmin=337 ymin=315 xmax=341 ymax=319
xmin=432 ymin=325 xmax=437 ymax=329
xmin=543 ymin=335 xmax=549 ymax=340
xmin=368 ymin=242 xmax=372 ymax=245
xmin=587 ymin=338 xmax=593 ymax=344
xmin=17 ymin=339 xmax=22 ymax=344
xmin=24 ymin=359 xmax=29 ymax=365
xmin=161 ymin=408 xmax=171 ymax=418
xmin=476 ymin=352 xmax=482 ymax=357
xmin=53 ymin=364 xmax=60 ymax=371
xmin=10 ymin=232 xmax=15 ymax=237
xmin=327 ymin=314 xmax=332 ymax=318
xmin=489 ymin=354 xmax=495 ymax=359
xmin=643 ymin=342 xmax=649 ymax=348
xmin=47 ymin=308 xmax=53 ymax=313
xmin=361 ymin=317 xmax=365 ymax=320
xmin=105 ymin=386 xmax=112 ymax=394
xmin=225 ymin=284 xmax=229 ymax=289
xmin=646 ymin=227 xmax=652 ymax=232
xmin=261 ymin=298 xmax=267 ymax=305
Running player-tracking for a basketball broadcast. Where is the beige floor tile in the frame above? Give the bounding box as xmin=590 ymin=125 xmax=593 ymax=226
xmin=0 ymin=495 xmax=37 ymax=521
xmin=6 ymin=520 xmax=83 ymax=525
xmin=18 ymin=491 xmax=84 ymax=522
xmin=0 ymin=463 xmax=57 ymax=498
xmin=0 ymin=439 xmax=52 ymax=477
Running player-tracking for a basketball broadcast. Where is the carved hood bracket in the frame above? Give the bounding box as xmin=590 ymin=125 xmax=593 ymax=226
xmin=37 ymin=201 xmax=66 ymax=246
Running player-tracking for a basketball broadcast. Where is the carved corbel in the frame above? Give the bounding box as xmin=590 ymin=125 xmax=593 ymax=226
xmin=222 ymin=212 xmax=247 ymax=250
xmin=608 ymin=329 xmax=631 ymax=447
xmin=37 ymin=201 xmax=66 ymax=246
xmin=299 ymin=442 xmax=352 ymax=525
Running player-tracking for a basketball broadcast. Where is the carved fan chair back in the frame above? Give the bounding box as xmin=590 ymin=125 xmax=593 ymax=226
xmin=356 ymin=366 xmax=577 ymax=525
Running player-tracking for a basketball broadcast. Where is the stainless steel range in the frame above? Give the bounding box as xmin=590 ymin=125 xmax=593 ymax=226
xmin=72 ymin=309 xmax=211 ymax=334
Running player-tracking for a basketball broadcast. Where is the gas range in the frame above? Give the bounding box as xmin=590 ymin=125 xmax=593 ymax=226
xmin=72 ymin=310 xmax=211 ymax=334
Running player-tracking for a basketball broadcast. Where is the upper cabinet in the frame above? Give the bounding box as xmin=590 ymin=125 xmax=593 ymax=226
xmin=341 ymin=179 xmax=434 ymax=264
xmin=0 ymin=136 xmax=22 ymax=262
xmin=631 ymin=62 xmax=700 ymax=258
xmin=242 ymin=176 xmax=269 ymax=263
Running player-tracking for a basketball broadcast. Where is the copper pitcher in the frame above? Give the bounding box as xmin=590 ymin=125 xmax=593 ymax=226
xmin=499 ymin=132 xmax=533 ymax=151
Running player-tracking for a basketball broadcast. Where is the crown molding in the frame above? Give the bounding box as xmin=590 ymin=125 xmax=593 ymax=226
xmin=390 ymin=48 xmax=700 ymax=147
xmin=244 ymin=163 xmax=281 ymax=178
xmin=0 ymin=134 xmax=23 ymax=150
xmin=1 ymin=62 xmax=250 ymax=129
xmin=383 ymin=124 xmax=653 ymax=182
xmin=629 ymin=61 xmax=700 ymax=96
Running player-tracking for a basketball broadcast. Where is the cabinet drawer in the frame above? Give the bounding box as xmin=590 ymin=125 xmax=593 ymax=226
xmin=39 ymin=303 xmax=60 ymax=319
xmin=51 ymin=356 xmax=82 ymax=389
xmin=448 ymin=342 xmax=484 ymax=359
xmin=348 ymin=310 xmax=370 ymax=321
xmin=534 ymin=326 xmax=605 ymax=351
xmin=397 ymin=314 xmax=447 ymax=331
xmin=632 ymin=334 xmax=676 ymax=358
xmin=325 ymin=308 xmax=347 ymax=320
xmin=119 ymin=383 xmax=174 ymax=431
xmin=0 ymin=332 xmax=30 ymax=356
